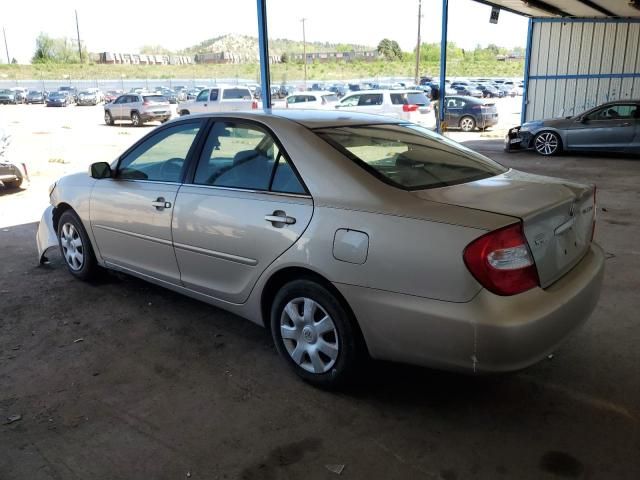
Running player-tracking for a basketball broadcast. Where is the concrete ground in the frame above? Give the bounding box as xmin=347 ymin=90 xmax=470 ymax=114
xmin=1 ymin=104 xmax=639 ymax=480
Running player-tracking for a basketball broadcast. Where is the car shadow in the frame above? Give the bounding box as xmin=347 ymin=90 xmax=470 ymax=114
xmin=0 ymin=186 xmax=27 ymax=196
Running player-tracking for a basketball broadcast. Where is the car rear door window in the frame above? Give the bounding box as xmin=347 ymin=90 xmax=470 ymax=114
xmin=117 ymin=121 xmax=203 ymax=182
xmin=210 ymin=89 xmax=219 ymax=101
xmin=358 ymin=94 xmax=383 ymax=106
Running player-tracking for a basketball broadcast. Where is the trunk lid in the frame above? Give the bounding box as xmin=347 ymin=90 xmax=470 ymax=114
xmin=413 ymin=169 xmax=595 ymax=287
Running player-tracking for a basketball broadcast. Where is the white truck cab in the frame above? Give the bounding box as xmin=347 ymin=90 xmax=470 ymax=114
xmin=178 ymin=85 xmax=257 ymax=115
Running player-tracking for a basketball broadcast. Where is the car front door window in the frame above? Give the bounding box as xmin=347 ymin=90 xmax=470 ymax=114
xmin=118 ymin=122 xmax=203 ymax=182
xmin=196 ymin=90 xmax=209 ymax=102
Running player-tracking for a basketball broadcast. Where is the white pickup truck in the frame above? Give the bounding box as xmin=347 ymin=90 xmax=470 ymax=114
xmin=177 ymin=85 xmax=257 ymax=115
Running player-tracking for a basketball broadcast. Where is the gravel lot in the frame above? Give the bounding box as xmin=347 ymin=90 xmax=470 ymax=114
xmin=0 ymin=102 xmax=638 ymax=480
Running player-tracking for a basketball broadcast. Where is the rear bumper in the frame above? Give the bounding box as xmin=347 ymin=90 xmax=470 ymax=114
xmin=140 ymin=112 xmax=171 ymax=121
xmin=335 ymin=242 xmax=604 ymax=373
xmin=479 ymin=115 xmax=499 ymax=128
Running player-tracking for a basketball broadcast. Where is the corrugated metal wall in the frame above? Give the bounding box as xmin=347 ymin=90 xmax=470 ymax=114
xmin=525 ymin=20 xmax=640 ymax=121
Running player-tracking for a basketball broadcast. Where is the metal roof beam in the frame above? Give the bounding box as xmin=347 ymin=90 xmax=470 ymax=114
xmin=572 ymin=0 xmax=616 ymax=16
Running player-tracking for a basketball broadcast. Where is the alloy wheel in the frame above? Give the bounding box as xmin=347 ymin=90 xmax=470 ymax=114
xmin=534 ymin=132 xmax=559 ymax=155
xmin=60 ymin=223 xmax=84 ymax=271
xmin=460 ymin=117 xmax=475 ymax=132
xmin=280 ymin=297 xmax=339 ymax=374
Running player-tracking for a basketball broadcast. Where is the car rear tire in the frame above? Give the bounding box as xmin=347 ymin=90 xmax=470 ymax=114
xmin=534 ymin=131 xmax=562 ymax=156
xmin=131 ymin=112 xmax=142 ymax=127
xmin=57 ymin=210 xmax=98 ymax=281
xmin=104 ymin=111 xmax=114 ymax=126
xmin=270 ymin=279 xmax=363 ymax=389
xmin=179 ymin=110 xmax=190 ymax=116
xmin=459 ymin=116 xmax=476 ymax=132
xmin=4 ymin=178 xmax=22 ymax=189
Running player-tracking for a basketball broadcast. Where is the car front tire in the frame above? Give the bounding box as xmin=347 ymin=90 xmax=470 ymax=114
xmin=270 ymin=279 xmax=363 ymax=389
xmin=57 ymin=210 xmax=98 ymax=281
xmin=533 ymin=131 xmax=562 ymax=156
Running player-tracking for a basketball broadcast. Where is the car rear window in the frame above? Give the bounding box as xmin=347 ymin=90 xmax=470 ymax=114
xmin=222 ymin=88 xmax=252 ymax=100
xmin=143 ymin=95 xmax=168 ymax=103
xmin=390 ymin=92 xmax=430 ymax=105
xmin=315 ymin=124 xmax=506 ymax=190
xmin=321 ymin=94 xmax=339 ymax=103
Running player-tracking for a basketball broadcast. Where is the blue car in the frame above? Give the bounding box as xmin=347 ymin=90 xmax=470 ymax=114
xmin=444 ymin=95 xmax=499 ymax=132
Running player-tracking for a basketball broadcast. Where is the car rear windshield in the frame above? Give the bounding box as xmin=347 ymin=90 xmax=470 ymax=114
xmin=315 ymin=124 xmax=506 ymax=190
xmin=321 ymin=94 xmax=339 ymax=103
xmin=390 ymin=92 xmax=429 ymax=106
xmin=222 ymin=88 xmax=252 ymax=100
xmin=143 ymin=95 xmax=168 ymax=103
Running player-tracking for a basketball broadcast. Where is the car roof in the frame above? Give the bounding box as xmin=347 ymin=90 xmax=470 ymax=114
xmin=342 ymin=89 xmax=424 ymax=95
xmin=288 ymin=91 xmax=335 ymax=96
xmin=171 ymin=109 xmax=405 ymax=129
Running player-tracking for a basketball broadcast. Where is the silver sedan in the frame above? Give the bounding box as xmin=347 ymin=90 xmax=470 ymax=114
xmin=506 ymin=100 xmax=640 ymax=156
xmin=37 ymin=110 xmax=604 ymax=388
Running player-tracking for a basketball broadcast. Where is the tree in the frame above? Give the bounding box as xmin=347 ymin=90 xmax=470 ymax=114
xmin=377 ymin=38 xmax=402 ymax=61
xmin=32 ymin=33 xmax=88 ymax=64
xmin=11 ymin=58 xmax=17 ymax=64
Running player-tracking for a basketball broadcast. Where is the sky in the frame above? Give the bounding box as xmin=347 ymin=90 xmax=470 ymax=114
xmin=1 ymin=0 xmax=528 ymax=64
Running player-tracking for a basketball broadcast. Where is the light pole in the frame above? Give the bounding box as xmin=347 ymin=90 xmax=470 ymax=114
xmin=414 ymin=0 xmax=422 ymax=85
xmin=75 ymin=10 xmax=83 ymax=63
xmin=301 ymin=18 xmax=307 ymax=87
xmin=2 ymin=27 xmax=9 ymax=64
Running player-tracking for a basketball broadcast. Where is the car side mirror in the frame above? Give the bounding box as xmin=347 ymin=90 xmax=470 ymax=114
xmin=89 ymin=162 xmax=112 ymax=179
xmin=579 ymin=116 xmax=588 ymax=123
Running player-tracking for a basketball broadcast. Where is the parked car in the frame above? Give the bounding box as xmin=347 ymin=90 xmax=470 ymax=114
xmin=10 ymin=88 xmax=28 ymax=103
xmin=278 ymin=85 xmax=296 ymax=98
xmin=177 ymin=86 xmax=257 ymax=115
xmin=185 ymin=88 xmax=202 ymax=100
xmin=58 ymin=86 xmax=78 ymax=104
xmin=104 ymin=90 xmax=123 ymax=103
xmin=476 ymin=84 xmax=500 ymax=98
xmin=46 ymin=91 xmax=72 ymax=107
xmin=328 ymin=84 xmax=346 ymax=97
xmin=336 ymin=90 xmax=435 ymax=128
xmin=0 ymin=127 xmax=27 ymax=189
xmin=104 ymin=94 xmax=171 ymax=126
xmin=0 ymin=89 xmax=18 ymax=105
xmin=77 ymin=89 xmax=103 ymax=106
xmin=26 ymin=90 xmax=46 ymax=104
xmin=506 ymin=100 xmax=640 ymax=156
xmin=286 ymin=91 xmax=340 ymax=110
xmin=451 ymin=85 xmax=483 ymax=98
xmin=36 ymin=110 xmax=604 ymax=388
xmin=443 ymin=96 xmax=499 ymax=132
xmin=156 ymin=88 xmax=178 ymax=104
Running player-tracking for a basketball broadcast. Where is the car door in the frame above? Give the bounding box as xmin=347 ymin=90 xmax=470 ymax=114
xmin=110 ymin=96 xmax=126 ymax=118
xmin=90 ymin=120 xmax=205 ymax=284
xmin=192 ymin=89 xmax=210 ymax=113
xmin=172 ymin=120 xmax=313 ymax=304
xmin=445 ymin=97 xmax=465 ymax=125
xmin=566 ymin=104 xmax=638 ymax=150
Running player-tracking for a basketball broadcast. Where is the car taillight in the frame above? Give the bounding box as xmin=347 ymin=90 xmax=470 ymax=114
xmin=463 ymin=222 xmax=539 ymax=296
xmin=402 ymin=104 xmax=419 ymax=112
xmin=252 ymin=100 xmax=258 ymax=109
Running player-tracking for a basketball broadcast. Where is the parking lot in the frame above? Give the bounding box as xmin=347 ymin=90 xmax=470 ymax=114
xmin=1 ymin=103 xmax=639 ymax=479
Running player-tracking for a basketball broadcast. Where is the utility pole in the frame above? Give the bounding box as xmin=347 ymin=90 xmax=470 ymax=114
xmin=2 ymin=27 xmax=9 ymax=64
xmin=301 ymin=18 xmax=307 ymax=86
xmin=75 ymin=10 xmax=83 ymax=63
xmin=414 ymin=0 xmax=422 ymax=85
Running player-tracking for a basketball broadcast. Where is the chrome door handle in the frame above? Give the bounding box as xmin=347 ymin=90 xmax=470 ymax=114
xmin=151 ymin=197 xmax=172 ymax=210
xmin=265 ymin=211 xmax=296 ymax=226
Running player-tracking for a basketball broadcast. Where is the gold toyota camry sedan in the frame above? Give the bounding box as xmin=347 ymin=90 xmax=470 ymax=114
xmin=37 ymin=110 xmax=604 ymax=388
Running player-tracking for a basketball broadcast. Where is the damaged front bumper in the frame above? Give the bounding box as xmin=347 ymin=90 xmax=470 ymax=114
xmin=504 ymin=126 xmax=534 ymax=152
xmin=36 ymin=205 xmax=58 ymax=264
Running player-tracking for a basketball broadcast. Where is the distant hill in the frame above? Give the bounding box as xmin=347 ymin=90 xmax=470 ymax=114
xmin=180 ymin=34 xmax=373 ymax=57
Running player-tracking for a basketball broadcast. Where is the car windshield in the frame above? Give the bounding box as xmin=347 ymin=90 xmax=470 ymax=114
xmin=50 ymin=92 xmax=64 ymax=98
xmin=143 ymin=95 xmax=168 ymax=103
xmin=29 ymin=91 xmax=41 ymax=95
xmin=79 ymin=91 xmax=92 ymax=95
xmin=321 ymin=94 xmax=339 ymax=103
xmin=315 ymin=124 xmax=506 ymax=190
